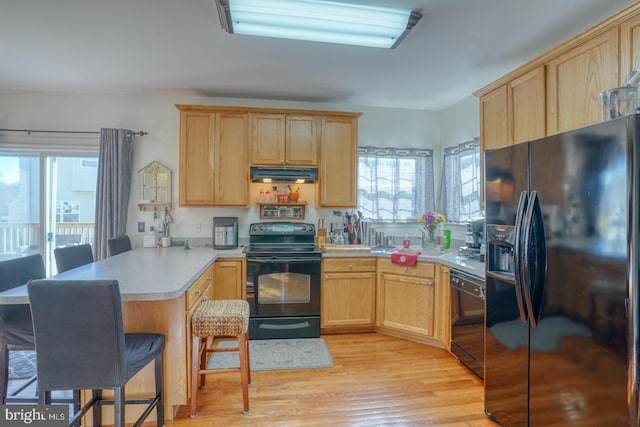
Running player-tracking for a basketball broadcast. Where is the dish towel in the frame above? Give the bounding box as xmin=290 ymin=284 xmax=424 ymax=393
xmin=390 ymin=250 xmax=421 ymax=267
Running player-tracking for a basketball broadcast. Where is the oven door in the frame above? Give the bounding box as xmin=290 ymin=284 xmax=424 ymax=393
xmin=246 ymin=256 xmax=321 ymax=339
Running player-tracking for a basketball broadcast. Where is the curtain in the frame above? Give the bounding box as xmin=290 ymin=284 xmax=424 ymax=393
xmin=94 ymin=129 xmax=134 ymax=260
xmin=357 ymin=146 xmax=434 ymax=222
xmin=437 ymin=137 xmax=481 ymax=222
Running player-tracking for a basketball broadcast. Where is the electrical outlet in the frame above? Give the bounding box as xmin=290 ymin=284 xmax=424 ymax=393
xmin=195 ymin=222 xmax=202 ymax=233
xmin=138 ymin=221 xmax=145 ymax=232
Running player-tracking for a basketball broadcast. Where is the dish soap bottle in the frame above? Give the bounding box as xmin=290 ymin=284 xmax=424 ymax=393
xmin=402 ymin=234 xmax=411 ymax=250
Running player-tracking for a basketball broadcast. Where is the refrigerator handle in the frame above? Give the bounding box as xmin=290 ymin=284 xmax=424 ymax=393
xmin=513 ymin=190 xmax=529 ymax=323
xmin=521 ymin=191 xmax=547 ymax=328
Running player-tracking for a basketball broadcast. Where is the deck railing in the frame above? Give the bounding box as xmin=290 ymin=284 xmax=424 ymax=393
xmin=0 ymin=222 xmax=95 ymax=255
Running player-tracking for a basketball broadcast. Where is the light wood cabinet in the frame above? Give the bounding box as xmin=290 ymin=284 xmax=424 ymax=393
xmin=250 ymin=114 xmax=318 ymax=166
xmin=479 ymin=66 xmax=546 ymax=151
xmin=480 ymin=85 xmax=508 ymax=152
xmin=509 ymin=66 xmax=547 ymax=144
xmin=621 ymin=13 xmax=640 ymax=83
xmin=547 ymin=28 xmax=619 ymax=134
xmin=178 ymin=107 xmax=249 ymax=207
xmin=321 ymin=258 xmax=376 ymax=332
xmin=179 ymin=110 xmax=215 ymax=206
xmin=213 ymin=258 xmax=246 ymax=300
xmin=376 ymin=259 xmax=449 ymax=347
xmin=318 ymin=116 xmax=358 ymax=207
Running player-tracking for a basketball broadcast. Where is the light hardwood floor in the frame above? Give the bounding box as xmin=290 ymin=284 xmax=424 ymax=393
xmin=169 ymin=333 xmax=499 ymax=426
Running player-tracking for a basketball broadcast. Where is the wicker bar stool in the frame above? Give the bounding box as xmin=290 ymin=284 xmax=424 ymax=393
xmin=190 ymin=299 xmax=250 ymax=417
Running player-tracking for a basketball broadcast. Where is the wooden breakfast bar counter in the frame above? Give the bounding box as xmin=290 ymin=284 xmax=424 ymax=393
xmin=0 ymin=246 xmax=245 ymax=422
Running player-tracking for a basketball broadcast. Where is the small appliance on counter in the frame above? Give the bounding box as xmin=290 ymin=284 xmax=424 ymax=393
xmin=458 ymin=217 xmax=485 ymax=262
xmin=213 ymin=217 xmax=238 ymax=249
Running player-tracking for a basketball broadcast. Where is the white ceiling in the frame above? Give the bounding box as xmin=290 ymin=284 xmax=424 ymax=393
xmin=0 ymin=0 xmax=635 ymax=110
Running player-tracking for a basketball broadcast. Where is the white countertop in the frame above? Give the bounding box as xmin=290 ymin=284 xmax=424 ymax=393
xmin=0 ymin=244 xmax=485 ymax=305
xmin=322 ymin=248 xmax=485 ymax=278
xmin=0 ymin=246 xmax=245 ymax=305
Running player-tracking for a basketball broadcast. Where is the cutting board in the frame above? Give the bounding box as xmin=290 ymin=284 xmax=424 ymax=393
xmin=322 ymin=244 xmax=371 ymax=253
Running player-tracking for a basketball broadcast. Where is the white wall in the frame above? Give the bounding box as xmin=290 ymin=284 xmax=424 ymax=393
xmin=0 ymin=89 xmax=472 ymax=247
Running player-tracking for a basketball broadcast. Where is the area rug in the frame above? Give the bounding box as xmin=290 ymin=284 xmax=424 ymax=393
xmin=206 ymin=338 xmax=333 ymax=371
xmin=9 ymin=350 xmax=36 ymax=380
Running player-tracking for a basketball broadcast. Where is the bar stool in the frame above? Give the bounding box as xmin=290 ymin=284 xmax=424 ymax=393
xmin=28 ymin=279 xmax=165 ymax=427
xmin=190 ymin=299 xmax=250 ymax=417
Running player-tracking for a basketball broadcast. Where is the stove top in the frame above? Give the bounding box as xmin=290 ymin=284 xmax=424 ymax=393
xmin=245 ymin=221 xmax=319 ymax=256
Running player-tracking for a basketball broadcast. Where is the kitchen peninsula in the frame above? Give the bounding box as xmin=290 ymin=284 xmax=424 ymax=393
xmin=0 ymin=246 xmax=246 ymax=422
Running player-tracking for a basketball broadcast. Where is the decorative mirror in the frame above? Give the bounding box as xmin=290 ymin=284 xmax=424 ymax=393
xmin=138 ymin=161 xmax=172 ymax=211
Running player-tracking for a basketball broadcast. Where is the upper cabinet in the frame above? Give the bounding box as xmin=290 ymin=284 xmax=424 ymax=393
xmin=547 ymin=28 xmax=619 ymax=134
xmin=620 ymin=13 xmax=640 ymax=84
xmin=178 ymin=105 xmax=360 ymax=208
xmin=479 ymin=66 xmax=546 ymax=152
xmin=477 ymin=4 xmax=640 ymax=148
xmin=250 ymin=114 xmax=318 ymax=166
xmin=479 ymin=85 xmax=508 ymax=152
xmin=318 ymin=116 xmax=359 ymax=208
xmin=178 ymin=107 xmax=249 ymax=207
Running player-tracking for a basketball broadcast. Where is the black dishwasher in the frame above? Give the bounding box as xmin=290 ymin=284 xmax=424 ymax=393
xmin=450 ymin=268 xmax=485 ymax=379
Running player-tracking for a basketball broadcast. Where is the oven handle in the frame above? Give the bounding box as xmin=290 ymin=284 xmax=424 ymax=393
xmin=258 ymin=321 xmax=311 ymax=330
xmin=247 ymin=257 xmax=321 ymax=263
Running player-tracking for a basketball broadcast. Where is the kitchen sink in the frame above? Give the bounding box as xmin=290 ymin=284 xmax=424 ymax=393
xmin=369 ymin=245 xmax=398 ymax=253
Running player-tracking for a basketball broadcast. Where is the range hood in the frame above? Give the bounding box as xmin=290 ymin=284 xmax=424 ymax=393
xmin=250 ymin=166 xmax=318 ymax=183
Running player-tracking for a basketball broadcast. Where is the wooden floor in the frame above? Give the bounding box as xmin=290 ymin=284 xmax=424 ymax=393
xmin=169 ymin=333 xmax=499 ymax=427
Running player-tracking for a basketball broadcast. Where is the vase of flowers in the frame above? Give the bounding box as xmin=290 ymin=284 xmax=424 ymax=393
xmin=418 ymin=211 xmax=446 ymax=250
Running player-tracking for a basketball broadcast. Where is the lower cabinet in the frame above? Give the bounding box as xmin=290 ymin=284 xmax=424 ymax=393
xmin=213 ymin=257 xmax=246 ymax=300
xmin=321 ymin=257 xmax=376 ymax=333
xmin=376 ymin=259 xmax=448 ymax=348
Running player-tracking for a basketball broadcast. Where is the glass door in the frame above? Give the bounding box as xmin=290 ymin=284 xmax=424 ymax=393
xmin=0 ymin=154 xmax=98 ymax=275
xmin=0 ymin=155 xmax=40 ymax=261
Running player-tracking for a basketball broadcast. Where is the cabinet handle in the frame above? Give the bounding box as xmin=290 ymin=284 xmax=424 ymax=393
xmin=201 ymin=296 xmax=208 ymax=302
xmin=442 ymin=268 xmax=449 ymax=273
xmin=194 ymin=289 xmax=201 ymax=295
xmin=280 ymin=160 xmax=285 ymax=164
xmin=403 ymin=267 xmax=408 ymax=272
xmin=324 ymin=274 xmax=329 ymax=279
xmin=348 ymin=264 xmax=353 ymax=269
xmin=285 ymin=160 xmax=289 ymax=164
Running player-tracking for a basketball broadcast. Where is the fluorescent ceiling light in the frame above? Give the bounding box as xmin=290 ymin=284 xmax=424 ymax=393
xmin=216 ymin=0 xmax=422 ymax=49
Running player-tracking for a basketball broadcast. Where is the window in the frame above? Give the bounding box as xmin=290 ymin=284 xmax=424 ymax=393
xmin=437 ymin=138 xmax=482 ymax=222
xmin=357 ymin=147 xmax=435 ymax=222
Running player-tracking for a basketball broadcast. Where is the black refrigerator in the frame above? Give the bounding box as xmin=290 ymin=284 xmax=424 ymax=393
xmin=484 ymin=114 xmax=639 ymax=426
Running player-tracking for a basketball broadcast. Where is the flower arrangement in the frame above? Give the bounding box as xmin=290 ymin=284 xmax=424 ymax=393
xmin=417 ymin=211 xmax=446 ymax=247
xmin=162 ymin=207 xmax=173 ymax=237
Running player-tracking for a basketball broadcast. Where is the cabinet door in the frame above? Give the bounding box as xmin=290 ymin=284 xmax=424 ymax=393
xmin=480 ymin=85 xmax=509 ymax=152
xmin=286 ymin=115 xmax=317 ymax=166
xmin=378 ymin=272 xmax=435 ymax=338
xmin=547 ymin=28 xmax=619 ymax=134
xmin=250 ymin=113 xmax=285 ymax=165
xmin=319 ymin=116 xmax=358 ymax=207
xmin=213 ymin=258 xmax=245 ymax=300
xmin=179 ymin=111 xmax=215 ymax=206
xmin=321 ymin=272 xmax=375 ymax=327
xmin=621 ymin=14 xmax=640 ymax=84
xmin=214 ymin=112 xmax=249 ymax=206
xmin=509 ymin=66 xmax=546 ymax=144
